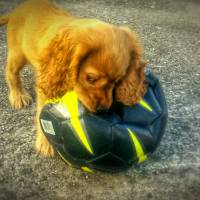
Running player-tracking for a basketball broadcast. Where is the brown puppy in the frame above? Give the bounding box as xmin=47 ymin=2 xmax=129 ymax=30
xmin=0 ymin=0 xmax=146 ymax=157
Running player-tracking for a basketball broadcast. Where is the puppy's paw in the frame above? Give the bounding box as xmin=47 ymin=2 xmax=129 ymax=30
xmin=35 ymin=133 xmax=54 ymax=157
xmin=9 ymin=91 xmax=33 ymax=109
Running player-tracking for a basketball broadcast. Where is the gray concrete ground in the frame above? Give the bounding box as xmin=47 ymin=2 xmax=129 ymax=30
xmin=0 ymin=0 xmax=200 ymax=199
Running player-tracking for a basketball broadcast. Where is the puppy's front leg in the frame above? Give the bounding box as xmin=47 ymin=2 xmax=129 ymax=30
xmin=6 ymin=51 xmax=33 ymax=109
xmin=35 ymin=89 xmax=54 ymax=157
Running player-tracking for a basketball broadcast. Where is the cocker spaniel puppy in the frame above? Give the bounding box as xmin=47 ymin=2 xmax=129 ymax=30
xmin=0 ymin=0 xmax=146 ymax=156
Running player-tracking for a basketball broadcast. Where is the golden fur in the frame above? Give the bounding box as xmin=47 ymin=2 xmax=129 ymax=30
xmin=0 ymin=0 xmax=146 ymax=157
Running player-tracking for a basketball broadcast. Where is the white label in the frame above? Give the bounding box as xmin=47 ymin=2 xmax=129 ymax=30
xmin=41 ymin=119 xmax=56 ymax=135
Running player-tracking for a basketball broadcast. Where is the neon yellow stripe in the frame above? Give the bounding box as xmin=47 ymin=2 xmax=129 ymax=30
xmin=62 ymin=91 xmax=94 ymax=155
xmin=139 ymin=99 xmax=153 ymax=112
xmin=127 ymin=128 xmax=147 ymax=163
xmin=57 ymin=151 xmax=72 ymax=166
xmin=81 ymin=166 xmax=94 ymax=173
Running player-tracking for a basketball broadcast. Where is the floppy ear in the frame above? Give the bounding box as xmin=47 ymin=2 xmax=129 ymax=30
xmin=37 ymin=27 xmax=91 ymax=98
xmin=115 ymin=27 xmax=147 ymax=105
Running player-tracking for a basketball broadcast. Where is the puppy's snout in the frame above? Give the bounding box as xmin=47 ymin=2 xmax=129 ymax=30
xmin=96 ymin=97 xmax=112 ymax=112
xmin=96 ymin=105 xmax=109 ymax=112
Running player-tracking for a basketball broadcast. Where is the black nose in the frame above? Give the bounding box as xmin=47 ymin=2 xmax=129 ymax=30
xmin=96 ymin=105 xmax=109 ymax=112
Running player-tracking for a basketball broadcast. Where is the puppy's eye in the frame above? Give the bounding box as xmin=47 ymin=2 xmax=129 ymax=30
xmin=86 ymin=75 xmax=97 ymax=84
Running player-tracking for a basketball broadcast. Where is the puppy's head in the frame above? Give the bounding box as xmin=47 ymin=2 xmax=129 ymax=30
xmin=73 ymin=22 xmax=146 ymax=112
xmin=74 ymin=52 xmax=127 ymax=112
xmin=40 ymin=20 xmax=146 ymax=112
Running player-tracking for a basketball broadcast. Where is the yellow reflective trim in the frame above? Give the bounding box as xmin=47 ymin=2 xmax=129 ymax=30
xmin=139 ymin=99 xmax=153 ymax=112
xmin=81 ymin=166 xmax=94 ymax=173
xmin=62 ymin=91 xmax=94 ymax=155
xmin=127 ymin=128 xmax=147 ymax=163
xmin=57 ymin=151 xmax=72 ymax=166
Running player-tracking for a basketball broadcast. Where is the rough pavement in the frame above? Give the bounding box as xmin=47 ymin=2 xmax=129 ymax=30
xmin=0 ymin=0 xmax=200 ymax=200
